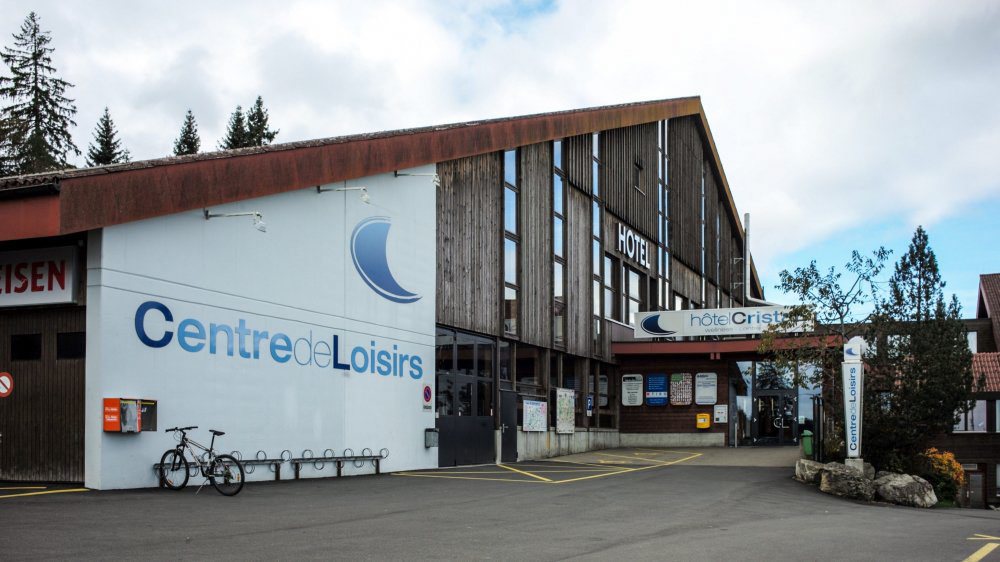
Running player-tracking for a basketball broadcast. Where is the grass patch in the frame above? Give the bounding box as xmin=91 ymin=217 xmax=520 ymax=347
xmin=933 ymin=499 xmax=957 ymax=508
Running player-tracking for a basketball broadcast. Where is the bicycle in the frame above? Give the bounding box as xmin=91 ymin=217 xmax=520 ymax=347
xmin=159 ymin=426 xmax=245 ymax=496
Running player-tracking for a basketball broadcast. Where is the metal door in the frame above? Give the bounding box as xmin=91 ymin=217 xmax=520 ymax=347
xmin=969 ymin=472 xmax=985 ymax=509
xmin=500 ymin=390 xmax=517 ymax=462
xmin=0 ymin=306 xmax=86 ymax=482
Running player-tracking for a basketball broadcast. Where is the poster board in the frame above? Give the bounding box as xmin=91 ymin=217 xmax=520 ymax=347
xmin=622 ymin=374 xmax=643 ymax=406
xmin=670 ymin=373 xmax=692 ymax=406
xmin=556 ymin=388 xmax=575 ymax=434
xmin=646 ymin=374 xmax=668 ymax=406
xmin=523 ymin=399 xmax=548 ymax=432
xmin=695 ymin=373 xmax=718 ymax=405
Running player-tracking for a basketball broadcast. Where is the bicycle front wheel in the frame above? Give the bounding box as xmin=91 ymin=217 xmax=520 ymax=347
xmin=159 ymin=449 xmax=189 ymax=490
xmin=209 ymin=454 xmax=245 ymax=496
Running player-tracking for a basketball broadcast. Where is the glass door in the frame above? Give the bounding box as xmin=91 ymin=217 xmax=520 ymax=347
xmin=752 ymin=392 xmax=798 ymax=445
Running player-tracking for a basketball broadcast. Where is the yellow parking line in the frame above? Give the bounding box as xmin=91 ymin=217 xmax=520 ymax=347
xmin=0 ymin=486 xmax=47 ymax=491
xmin=546 ymin=459 xmax=625 ymax=469
xmin=963 ymin=542 xmax=999 ymax=562
xmin=403 ymin=471 xmax=512 ymax=475
xmin=596 ymin=452 xmax=673 ymax=465
xmin=554 ymin=452 xmax=702 ymax=485
xmin=0 ymin=488 xmax=88 ymax=499
xmin=498 ymin=464 xmax=552 ymax=482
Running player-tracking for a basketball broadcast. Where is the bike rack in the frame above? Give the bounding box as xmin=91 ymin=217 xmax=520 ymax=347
xmin=155 ymin=447 xmax=389 ymax=483
xmin=290 ymin=447 xmax=389 ymax=479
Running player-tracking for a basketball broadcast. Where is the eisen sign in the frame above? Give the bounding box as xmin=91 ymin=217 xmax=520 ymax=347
xmin=633 ymin=306 xmax=812 ymax=338
xmin=0 ymin=247 xmax=77 ymax=307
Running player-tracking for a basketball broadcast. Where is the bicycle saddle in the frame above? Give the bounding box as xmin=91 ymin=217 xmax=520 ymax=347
xmin=210 ymin=429 xmax=226 ymax=436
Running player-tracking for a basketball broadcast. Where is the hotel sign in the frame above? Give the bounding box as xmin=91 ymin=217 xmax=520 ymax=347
xmin=616 ymin=223 xmax=650 ymax=270
xmin=633 ymin=306 xmax=812 ymax=338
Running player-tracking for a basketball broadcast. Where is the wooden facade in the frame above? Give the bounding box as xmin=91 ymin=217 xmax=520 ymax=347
xmin=600 ymin=124 xmax=659 ymax=242
xmin=0 ymin=305 xmax=86 ymax=482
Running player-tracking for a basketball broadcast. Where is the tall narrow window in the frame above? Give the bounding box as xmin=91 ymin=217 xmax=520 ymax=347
xmin=553 ymin=140 xmax=567 ymax=347
xmin=503 ymin=149 xmax=520 ymax=335
xmin=657 ymin=119 xmax=670 ymax=310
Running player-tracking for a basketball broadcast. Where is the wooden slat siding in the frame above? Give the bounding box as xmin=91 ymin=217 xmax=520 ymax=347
xmin=435 ymin=154 xmax=502 ymax=337
xmin=518 ymin=142 xmax=553 ymax=347
xmin=732 ymin=234 xmax=745 ymax=305
xmin=0 ymin=306 xmax=85 ymax=482
xmin=719 ymin=210 xmax=733 ymax=299
xmin=565 ymin=186 xmax=592 ymax=356
xmin=704 ymin=170 xmax=720 ymax=285
xmin=564 ymin=134 xmax=592 ymax=195
xmin=670 ymin=258 xmax=702 ymax=304
xmin=600 ymin=124 xmax=658 ymax=241
xmin=668 ymin=117 xmax=705 ymax=274
xmin=705 ymin=282 xmax=719 ymax=309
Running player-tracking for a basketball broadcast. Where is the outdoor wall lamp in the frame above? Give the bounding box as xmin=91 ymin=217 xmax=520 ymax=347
xmin=317 ymin=182 xmax=370 ymax=204
xmin=203 ymin=208 xmax=267 ymax=232
xmin=394 ymin=170 xmax=441 ymax=188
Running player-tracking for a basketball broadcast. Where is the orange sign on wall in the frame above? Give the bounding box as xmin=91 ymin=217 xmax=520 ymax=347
xmin=103 ymin=398 xmax=121 ymax=431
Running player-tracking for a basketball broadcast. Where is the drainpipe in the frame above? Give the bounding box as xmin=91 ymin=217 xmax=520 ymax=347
xmin=743 ymin=212 xmax=778 ymax=306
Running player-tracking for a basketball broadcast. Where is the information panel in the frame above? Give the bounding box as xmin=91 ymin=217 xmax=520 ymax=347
xmin=646 ymin=374 xmax=667 ymax=406
xmin=555 ymin=388 xmax=575 ymax=434
xmin=622 ymin=374 xmax=643 ymax=406
xmin=523 ymin=399 xmax=548 ymax=432
xmin=670 ymin=373 xmax=692 ymax=406
xmin=695 ymin=373 xmax=718 ymax=405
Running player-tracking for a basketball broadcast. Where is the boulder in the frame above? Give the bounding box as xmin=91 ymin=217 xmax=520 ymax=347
xmin=874 ymin=473 xmax=937 ymax=508
xmin=795 ymin=459 xmax=825 ymax=483
xmin=864 ymin=462 xmax=875 ymax=480
xmin=819 ymin=463 xmax=875 ymax=501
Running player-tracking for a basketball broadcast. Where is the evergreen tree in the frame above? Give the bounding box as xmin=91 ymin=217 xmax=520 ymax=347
xmin=0 ymin=12 xmax=79 ymax=175
xmin=862 ymin=226 xmax=976 ymax=471
xmin=85 ymin=107 xmax=130 ymax=167
xmin=173 ymin=109 xmax=200 ymax=156
xmin=245 ymin=95 xmax=278 ymax=147
xmin=218 ymin=105 xmax=248 ymax=150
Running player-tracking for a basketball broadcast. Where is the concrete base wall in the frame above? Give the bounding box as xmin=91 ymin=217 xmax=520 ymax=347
xmin=619 ymin=432 xmax=725 ymax=447
xmin=516 ymin=429 xmax=620 ymax=461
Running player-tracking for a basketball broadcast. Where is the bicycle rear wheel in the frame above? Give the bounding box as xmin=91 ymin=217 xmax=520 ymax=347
xmin=209 ymin=454 xmax=245 ymax=496
xmin=159 ymin=449 xmax=189 ymax=490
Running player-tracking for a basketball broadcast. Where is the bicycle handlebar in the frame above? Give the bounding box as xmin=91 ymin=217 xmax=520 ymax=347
xmin=165 ymin=426 xmax=198 ymax=432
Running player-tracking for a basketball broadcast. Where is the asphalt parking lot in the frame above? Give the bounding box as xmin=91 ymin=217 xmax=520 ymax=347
xmin=2 ymin=447 xmax=999 ymax=561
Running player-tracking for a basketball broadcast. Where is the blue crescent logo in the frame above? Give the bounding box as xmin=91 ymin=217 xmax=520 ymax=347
xmin=845 ymin=348 xmax=859 ymax=356
xmin=350 ymin=216 xmax=421 ymax=304
xmin=641 ymin=315 xmax=675 ymax=336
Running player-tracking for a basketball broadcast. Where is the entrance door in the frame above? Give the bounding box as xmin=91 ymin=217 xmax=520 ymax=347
xmin=0 ymin=306 xmax=86 ymax=482
xmin=752 ymin=392 xmax=797 ymax=445
xmin=968 ymin=472 xmax=985 ymax=509
xmin=500 ymin=390 xmax=517 ymax=462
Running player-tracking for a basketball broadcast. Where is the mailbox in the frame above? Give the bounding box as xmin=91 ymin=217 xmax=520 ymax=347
xmin=696 ymin=413 xmax=711 ymax=429
xmin=103 ymin=398 xmax=157 ymax=433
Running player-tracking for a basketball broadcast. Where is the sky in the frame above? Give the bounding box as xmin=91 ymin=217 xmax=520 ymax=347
xmin=2 ymin=0 xmax=998 ymax=315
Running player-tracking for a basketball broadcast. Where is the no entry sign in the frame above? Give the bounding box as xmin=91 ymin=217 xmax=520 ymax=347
xmin=0 ymin=372 xmax=12 ymax=398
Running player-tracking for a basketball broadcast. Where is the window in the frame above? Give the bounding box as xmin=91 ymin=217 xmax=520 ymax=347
xmin=57 ymin=332 xmax=85 ymax=359
xmin=592 ymin=133 xmax=601 ymax=197
xmin=954 ymin=400 xmax=988 ymax=432
xmin=592 ymin=178 xmax=604 ymax=355
xmin=11 ymin=334 xmax=42 ymax=361
xmin=623 ymin=266 xmax=643 ymax=325
xmin=553 ymin=140 xmax=567 ymax=347
xmin=604 ymin=255 xmax=620 ymax=321
xmin=503 ymin=149 xmax=520 ymax=335
xmin=656 ymin=119 xmax=670 ymax=311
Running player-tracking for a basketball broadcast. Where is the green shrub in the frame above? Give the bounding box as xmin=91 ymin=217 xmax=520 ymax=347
xmin=918 ymin=448 xmax=965 ymax=502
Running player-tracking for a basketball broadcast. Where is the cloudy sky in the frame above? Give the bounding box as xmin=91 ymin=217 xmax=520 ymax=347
xmin=2 ymin=0 xmax=998 ymax=314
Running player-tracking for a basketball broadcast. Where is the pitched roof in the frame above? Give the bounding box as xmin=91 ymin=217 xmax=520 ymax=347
xmin=974 ymin=352 xmax=1000 ymax=393
xmin=0 ymin=96 xmax=763 ymax=297
xmin=977 ymin=273 xmax=1000 ymax=350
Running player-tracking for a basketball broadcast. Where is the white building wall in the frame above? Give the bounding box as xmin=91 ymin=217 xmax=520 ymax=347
xmin=84 ymin=167 xmax=437 ymax=489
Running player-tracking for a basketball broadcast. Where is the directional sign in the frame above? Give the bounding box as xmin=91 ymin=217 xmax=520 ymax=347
xmin=0 ymin=372 xmax=12 ymax=398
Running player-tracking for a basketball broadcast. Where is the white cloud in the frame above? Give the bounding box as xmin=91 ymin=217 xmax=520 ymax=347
xmin=1 ymin=0 xmax=998 ymax=273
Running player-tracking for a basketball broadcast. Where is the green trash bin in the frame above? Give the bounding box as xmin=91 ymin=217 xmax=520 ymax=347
xmin=801 ymin=430 xmax=814 ymax=457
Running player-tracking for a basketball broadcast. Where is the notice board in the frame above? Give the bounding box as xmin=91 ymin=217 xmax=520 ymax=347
xmin=670 ymin=373 xmax=692 ymax=406
xmin=695 ymin=373 xmax=718 ymax=405
xmin=622 ymin=374 xmax=643 ymax=406
xmin=556 ymin=388 xmax=575 ymax=434
xmin=646 ymin=374 xmax=668 ymax=406
xmin=523 ymin=399 xmax=548 ymax=432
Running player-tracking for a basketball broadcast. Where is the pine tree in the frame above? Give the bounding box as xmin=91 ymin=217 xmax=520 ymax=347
xmin=173 ymin=109 xmax=200 ymax=156
xmin=85 ymin=107 xmax=130 ymax=167
xmin=862 ymin=226 xmax=976 ymax=471
xmin=245 ymin=96 xmax=278 ymax=147
xmin=218 ymin=105 xmax=248 ymax=150
xmin=0 ymin=12 xmax=79 ymax=175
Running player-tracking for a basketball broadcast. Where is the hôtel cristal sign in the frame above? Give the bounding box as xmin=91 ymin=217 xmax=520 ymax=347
xmin=633 ymin=306 xmax=813 ymax=338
